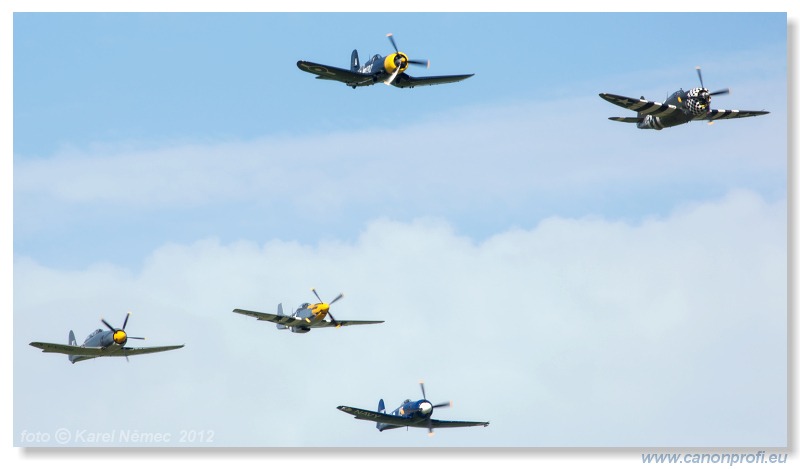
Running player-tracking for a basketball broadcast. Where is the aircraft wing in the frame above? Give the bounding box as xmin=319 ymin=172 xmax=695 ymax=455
xmin=599 ymin=93 xmax=679 ymax=118
xmin=311 ymin=319 xmax=385 ymax=328
xmin=337 ymin=406 xmax=489 ymax=429
xmin=337 ymin=406 xmax=417 ymax=426
xmin=696 ymin=109 xmax=770 ymax=121
xmin=30 ymin=342 xmax=108 ymax=356
xmin=29 ymin=342 xmax=183 ymax=357
xmin=608 ymin=117 xmax=641 ymax=124
xmin=232 ymin=308 xmax=308 ymax=327
xmin=296 ymin=60 xmax=374 ymax=86
xmin=430 ymin=418 xmax=490 ymax=428
xmin=392 ymin=73 xmax=474 ymax=88
xmin=110 ymin=345 xmax=184 ymax=356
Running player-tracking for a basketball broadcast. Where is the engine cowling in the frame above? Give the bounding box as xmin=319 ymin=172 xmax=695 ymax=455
xmin=685 ymin=87 xmax=710 ymax=117
xmin=383 ymin=52 xmax=409 ymax=75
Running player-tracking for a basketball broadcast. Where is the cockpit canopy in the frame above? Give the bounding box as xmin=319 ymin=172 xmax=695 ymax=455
xmin=403 ymin=399 xmax=411 ymax=404
xmin=85 ymin=328 xmax=103 ymax=342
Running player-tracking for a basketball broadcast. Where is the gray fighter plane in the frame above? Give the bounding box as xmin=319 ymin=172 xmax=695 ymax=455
xmin=29 ymin=312 xmax=184 ymax=364
xmin=233 ymin=288 xmax=384 ymax=333
xmin=600 ymin=67 xmax=768 ymax=130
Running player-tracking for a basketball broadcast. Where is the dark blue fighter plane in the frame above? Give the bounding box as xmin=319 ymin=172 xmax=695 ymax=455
xmin=29 ymin=312 xmax=184 ymax=364
xmin=297 ymin=33 xmax=474 ymax=89
xmin=600 ymin=67 xmax=768 ymax=130
xmin=337 ymin=381 xmax=489 ymax=436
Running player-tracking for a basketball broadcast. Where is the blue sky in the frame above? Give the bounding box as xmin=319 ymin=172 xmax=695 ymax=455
xmin=14 ymin=12 xmax=785 ymax=158
xmin=13 ymin=12 xmax=787 ymax=269
xmin=8 ymin=4 xmax=792 ymax=462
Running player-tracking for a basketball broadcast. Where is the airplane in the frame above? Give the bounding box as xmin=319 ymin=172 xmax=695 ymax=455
xmin=29 ymin=312 xmax=184 ymax=364
xmin=297 ymin=33 xmax=474 ymax=89
xmin=337 ymin=381 xmax=490 ymax=436
xmin=232 ymin=288 xmax=384 ymax=333
xmin=599 ymin=67 xmax=768 ymax=130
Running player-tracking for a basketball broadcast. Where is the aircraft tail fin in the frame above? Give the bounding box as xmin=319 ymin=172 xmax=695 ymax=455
xmin=276 ymin=303 xmax=288 ymax=330
xmin=68 ymin=330 xmax=78 ymax=364
xmin=377 ymin=399 xmax=385 ymax=429
xmin=351 ymin=49 xmax=359 ymax=72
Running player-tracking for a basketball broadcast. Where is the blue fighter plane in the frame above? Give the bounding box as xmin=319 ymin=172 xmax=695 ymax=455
xmin=337 ymin=381 xmax=489 ymax=436
xmin=297 ymin=33 xmax=473 ymax=89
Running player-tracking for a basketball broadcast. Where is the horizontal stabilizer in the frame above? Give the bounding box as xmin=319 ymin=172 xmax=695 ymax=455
xmin=609 ymin=117 xmax=641 ymax=124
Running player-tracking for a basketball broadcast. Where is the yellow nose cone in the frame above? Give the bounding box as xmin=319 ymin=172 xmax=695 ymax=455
xmin=314 ymin=303 xmax=329 ymax=318
xmin=113 ymin=330 xmax=127 ymax=344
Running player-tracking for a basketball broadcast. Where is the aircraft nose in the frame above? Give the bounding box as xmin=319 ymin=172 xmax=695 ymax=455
xmin=419 ymin=401 xmax=433 ymax=415
xmin=113 ymin=330 xmax=127 ymax=345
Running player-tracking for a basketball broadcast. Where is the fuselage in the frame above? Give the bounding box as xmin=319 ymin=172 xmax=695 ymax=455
xmin=68 ymin=328 xmax=126 ymax=363
xmin=83 ymin=328 xmax=126 ymax=348
xmin=638 ymin=87 xmax=710 ymax=130
xmin=344 ymin=51 xmax=411 ymax=88
xmin=357 ymin=53 xmax=408 ymax=76
xmin=377 ymin=398 xmax=434 ymax=431
xmin=286 ymin=302 xmax=331 ymax=333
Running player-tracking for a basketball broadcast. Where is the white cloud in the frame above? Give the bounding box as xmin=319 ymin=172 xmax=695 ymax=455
xmin=14 ymin=86 xmax=785 ymax=212
xmin=14 ymin=189 xmax=786 ymax=446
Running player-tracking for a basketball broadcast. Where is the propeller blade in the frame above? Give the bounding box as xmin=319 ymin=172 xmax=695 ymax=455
xmin=384 ymin=66 xmax=401 ymax=85
xmin=328 ymin=314 xmax=339 ymax=327
xmin=432 ymin=401 xmax=451 ymax=409
xmin=386 ymin=33 xmax=398 ymax=53
xmin=311 ymin=288 xmax=323 ymax=304
xmin=384 ymin=34 xmax=428 ymax=78
xmin=330 ymin=293 xmax=344 ymax=305
xmin=419 ymin=381 xmax=427 ymax=400
xmin=127 ymin=336 xmax=146 ymax=340
xmin=408 ymin=58 xmax=430 ymax=68
xmin=101 ymin=318 xmax=116 ymax=332
xmin=695 ymin=66 xmax=704 ymax=89
xmin=709 ymin=88 xmax=730 ymax=96
xmin=122 ymin=311 xmax=131 ymax=330
xmin=427 ymin=420 xmax=434 ymax=436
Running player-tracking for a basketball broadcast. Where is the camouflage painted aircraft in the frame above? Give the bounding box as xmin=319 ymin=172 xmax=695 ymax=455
xmin=297 ymin=33 xmax=474 ymax=89
xmin=338 ymin=381 xmax=489 ymax=436
xmin=29 ymin=312 xmax=184 ymax=364
xmin=233 ymin=288 xmax=384 ymax=333
xmin=600 ymin=67 xmax=768 ymax=130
